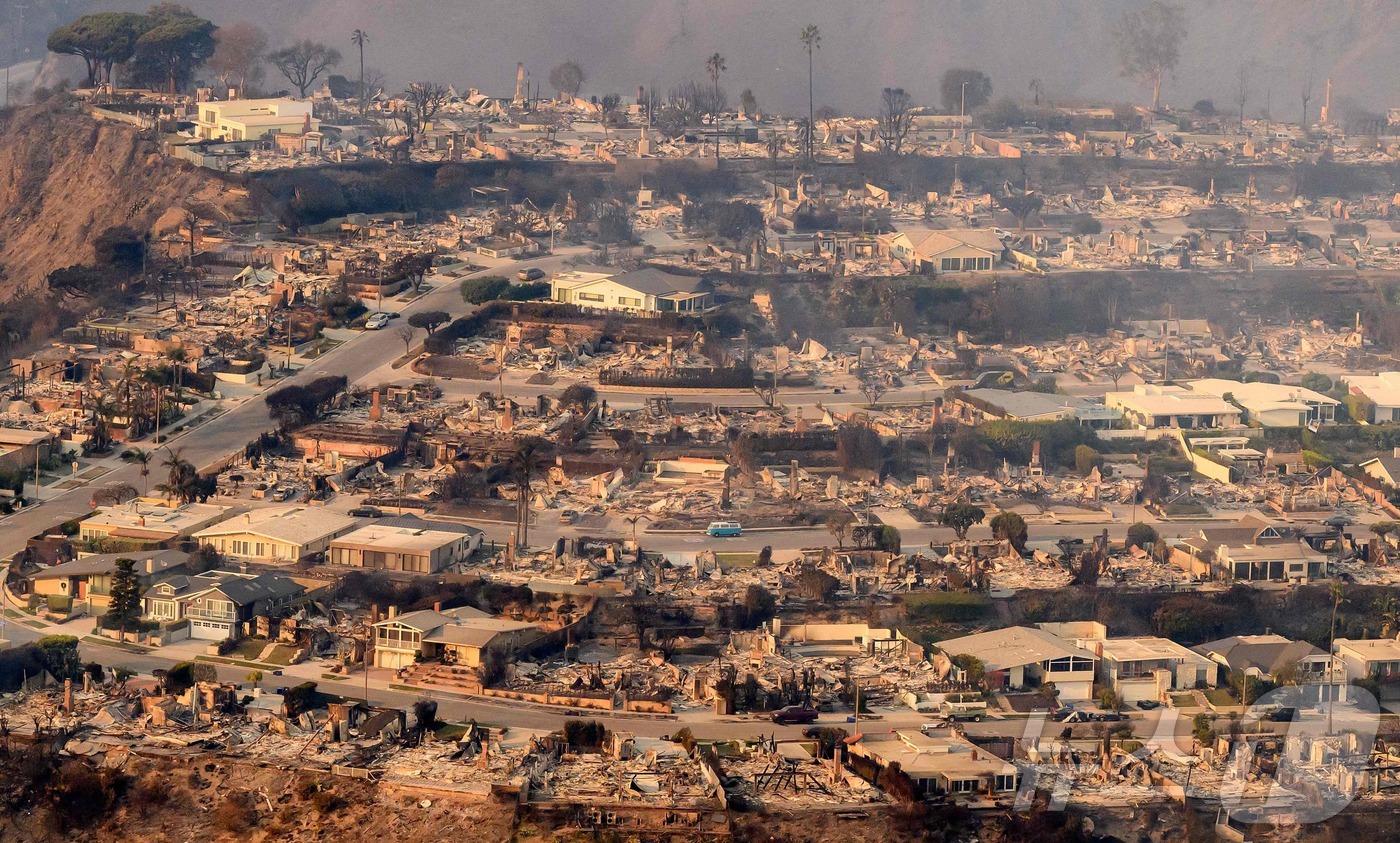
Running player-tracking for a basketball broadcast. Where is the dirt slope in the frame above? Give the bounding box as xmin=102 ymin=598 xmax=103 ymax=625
xmin=0 ymin=102 xmax=244 ymax=302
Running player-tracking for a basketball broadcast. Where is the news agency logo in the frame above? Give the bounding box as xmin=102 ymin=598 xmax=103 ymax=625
xmin=1012 ymin=685 xmax=1380 ymax=827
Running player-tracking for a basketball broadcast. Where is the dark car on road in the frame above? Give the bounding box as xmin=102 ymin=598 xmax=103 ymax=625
xmin=518 ymin=267 xmax=546 ymax=282
xmin=771 ymin=705 xmax=819 ymax=725
xmin=348 ymin=506 xmax=382 ymax=518
xmin=1093 ymin=712 xmax=1129 ymax=722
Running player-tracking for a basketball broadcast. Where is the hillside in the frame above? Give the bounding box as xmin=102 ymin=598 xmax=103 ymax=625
xmin=0 ymin=101 xmax=246 ymax=302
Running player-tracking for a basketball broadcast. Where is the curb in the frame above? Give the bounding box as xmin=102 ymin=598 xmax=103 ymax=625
xmin=388 ymin=683 xmax=679 ymax=720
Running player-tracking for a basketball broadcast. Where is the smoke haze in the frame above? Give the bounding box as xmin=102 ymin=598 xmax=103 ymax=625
xmin=39 ymin=0 xmax=1400 ymax=114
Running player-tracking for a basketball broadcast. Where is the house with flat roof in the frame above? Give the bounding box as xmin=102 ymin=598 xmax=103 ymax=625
xmin=194 ymin=506 xmax=359 ymax=563
xmin=328 ymin=516 xmax=482 ymax=573
xmin=1341 ymin=372 xmax=1400 ymax=423
xmin=142 ymin=570 xmax=306 ymax=640
xmin=192 ymin=98 xmax=319 ymax=142
xmin=551 ymin=267 xmax=713 ymax=314
xmin=0 ymin=427 xmax=57 ymax=474
xmin=1185 ymin=378 xmax=1338 ymax=427
xmin=1333 ymin=636 xmax=1400 ymax=686
xmin=1104 ymin=384 xmax=1241 ymax=430
xmin=28 ymin=549 xmax=189 ymax=612
xmin=880 ymin=228 xmax=1004 ymax=273
xmin=848 ymin=730 xmax=1019 ymax=799
xmin=948 ymin=388 xmax=1120 ymax=429
xmin=935 ymin=625 xmax=1098 ymax=702
xmin=371 ymin=606 xmax=541 ymax=669
xmin=1083 ymin=636 xmax=1218 ymax=703
xmin=79 ymin=500 xmax=238 ymax=544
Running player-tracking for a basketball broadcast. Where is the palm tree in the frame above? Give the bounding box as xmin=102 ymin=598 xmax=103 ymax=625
xmin=351 ymin=29 xmax=369 ymax=112
xmin=510 ymin=438 xmax=544 ymax=549
xmin=798 ymin=24 xmax=821 ymax=162
xmin=165 ymin=346 xmax=187 ymax=401
xmin=706 ymin=52 xmax=726 ymax=125
xmin=1028 ymin=78 xmax=1045 ymax=106
xmin=1376 ymin=593 xmax=1399 ymax=638
xmin=124 ymin=448 xmax=153 ymax=495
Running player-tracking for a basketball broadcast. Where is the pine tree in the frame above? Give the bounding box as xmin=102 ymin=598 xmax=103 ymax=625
xmin=107 ymin=557 xmax=143 ymax=634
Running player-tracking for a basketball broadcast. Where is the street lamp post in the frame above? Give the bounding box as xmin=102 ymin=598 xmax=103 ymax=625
xmin=960 ymin=81 xmax=969 ymax=146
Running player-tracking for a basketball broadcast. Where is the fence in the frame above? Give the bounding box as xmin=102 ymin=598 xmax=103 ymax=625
xmin=599 ymin=365 xmax=754 ymax=390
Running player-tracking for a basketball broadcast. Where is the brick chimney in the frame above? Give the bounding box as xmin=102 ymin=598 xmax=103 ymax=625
xmin=370 ymin=390 xmax=382 ymax=422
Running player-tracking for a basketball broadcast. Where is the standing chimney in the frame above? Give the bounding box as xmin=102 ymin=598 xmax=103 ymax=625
xmin=790 ymin=460 xmax=800 ymax=497
xmin=514 ymin=63 xmax=526 ymax=104
xmin=370 ymin=390 xmax=382 ymax=422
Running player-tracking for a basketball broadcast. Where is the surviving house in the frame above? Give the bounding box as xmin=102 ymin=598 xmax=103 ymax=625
xmin=192 ymin=98 xmax=320 ymax=142
xmin=551 ymin=267 xmax=713 ymax=314
xmin=848 ymin=730 xmax=1019 ymax=799
xmin=0 ymin=427 xmax=57 ymax=474
xmin=948 ymin=388 xmax=1121 ymax=429
xmin=193 ymin=506 xmax=360 ymax=564
xmin=880 ymin=228 xmax=1004 ymax=273
xmin=1104 ymin=384 xmax=1241 ymax=430
xmin=328 ymin=515 xmax=483 ymax=573
xmin=142 ymin=571 xmax=306 ymax=640
xmin=1170 ymin=516 xmax=1326 ymax=583
xmin=934 ymin=625 xmax=1098 ymax=702
xmin=1087 ymin=636 xmax=1218 ymax=703
xmin=1184 ymin=379 xmax=1338 ymax=427
xmin=1332 ymin=636 xmax=1400 ymax=688
xmin=371 ymin=606 xmax=542 ymax=669
xmin=27 ymin=550 xmax=189 ymax=612
xmin=1341 ymin=372 xmax=1400 ymax=423
xmin=1192 ymin=634 xmax=1334 ymax=693
xmin=1359 ymin=449 xmax=1400 ymax=487
xmin=78 ymin=500 xmax=239 ymax=545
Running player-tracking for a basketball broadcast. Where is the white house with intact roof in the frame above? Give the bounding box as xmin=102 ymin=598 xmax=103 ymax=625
xmin=1105 ymin=384 xmax=1241 ymax=430
xmin=551 ymin=267 xmax=713 ymax=314
xmin=194 ymin=506 xmax=359 ymax=563
xmin=1342 ymin=372 xmax=1400 ymax=423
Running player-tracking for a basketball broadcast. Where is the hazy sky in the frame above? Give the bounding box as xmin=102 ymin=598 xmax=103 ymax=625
xmin=70 ymin=0 xmax=1400 ymax=116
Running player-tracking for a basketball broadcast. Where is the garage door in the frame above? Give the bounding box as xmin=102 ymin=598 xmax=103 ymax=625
xmin=190 ymin=620 xmax=231 ymax=640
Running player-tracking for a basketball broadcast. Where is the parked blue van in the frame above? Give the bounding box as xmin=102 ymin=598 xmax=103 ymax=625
xmin=706 ymin=521 xmax=743 ymax=537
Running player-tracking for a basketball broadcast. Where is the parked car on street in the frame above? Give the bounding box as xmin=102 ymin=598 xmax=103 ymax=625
xmin=518 ymin=267 xmax=546 ymax=282
xmin=770 ymin=705 xmax=819 ymax=725
xmin=365 ymin=312 xmax=391 ymax=330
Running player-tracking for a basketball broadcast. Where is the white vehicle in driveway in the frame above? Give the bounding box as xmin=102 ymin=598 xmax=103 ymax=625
xmin=365 ymin=312 xmax=391 ymax=330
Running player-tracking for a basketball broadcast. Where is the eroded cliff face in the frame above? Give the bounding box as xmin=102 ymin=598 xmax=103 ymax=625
xmin=0 ymin=101 xmax=245 ymax=301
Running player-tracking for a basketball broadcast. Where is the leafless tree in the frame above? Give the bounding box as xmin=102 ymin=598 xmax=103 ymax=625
xmin=394 ymin=324 xmax=417 ymax=356
xmin=268 ymin=39 xmax=341 ymax=98
xmin=402 ymin=81 xmax=449 ymax=134
xmin=1109 ymin=1 xmax=1187 ymax=110
xmin=207 ymin=21 xmax=267 ymax=95
xmin=878 ymin=87 xmax=913 ymax=153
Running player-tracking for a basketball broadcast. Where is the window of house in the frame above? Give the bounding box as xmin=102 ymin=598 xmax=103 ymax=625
xmin=941 ymin=257 xmax=959 ymax=271
xmin=995 ymin=774 xmax=1017 ymax=791
xmin=233 ymin=540 xmax=250 ymax=555
xmin=949 ymin=779 xmax=976 ymax=793
xmin=577 ymin=292 xmax=604 ymax=303
xmin=617 ymin=296 xmax=642 ymax=307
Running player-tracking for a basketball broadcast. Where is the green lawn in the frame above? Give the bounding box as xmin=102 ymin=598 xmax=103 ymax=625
xmin=902 ymin=591 xmax=994 ymax=624
xmin=1204 ymin=688 xmax=1240 ymax=707
xmin=231 ymin=637 xmax=272 ymax=661
xmin=1171 ymin=694 xmax=1198 ymax=708
xmin=264 ymin=645 xmax=298 ymax=666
